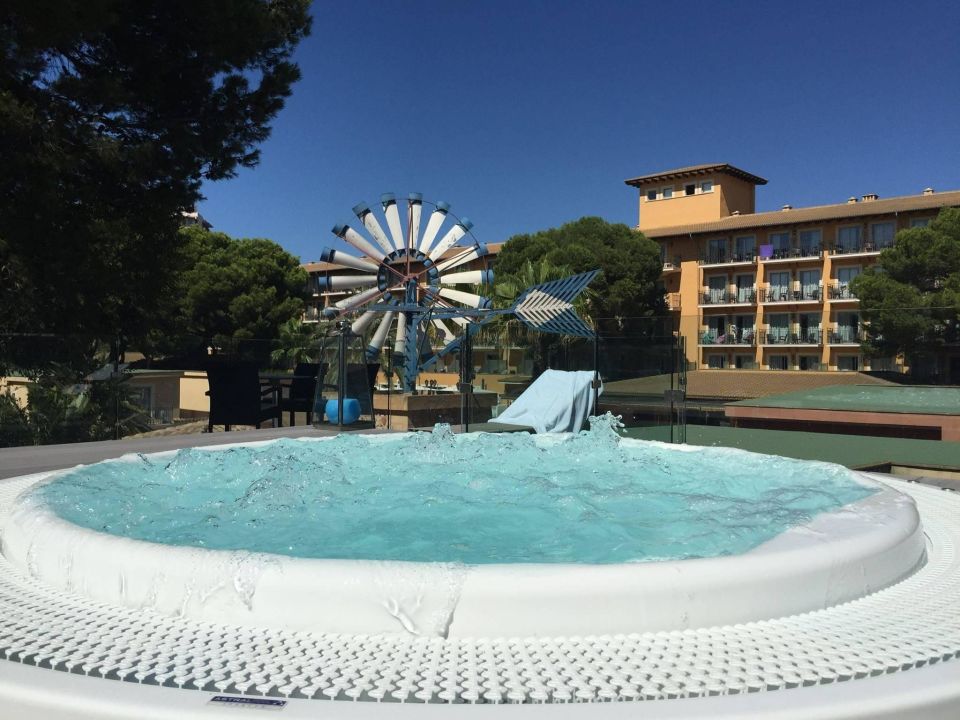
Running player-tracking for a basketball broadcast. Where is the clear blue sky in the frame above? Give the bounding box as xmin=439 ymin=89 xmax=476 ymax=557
xmin=199 ymin=0 xmax=960 ymax=263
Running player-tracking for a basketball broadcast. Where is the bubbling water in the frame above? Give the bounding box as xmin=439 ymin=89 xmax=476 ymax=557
xmin=31 ymin=415 xmax=875 ymax=564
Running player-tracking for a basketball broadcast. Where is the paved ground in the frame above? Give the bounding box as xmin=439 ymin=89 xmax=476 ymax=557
xmin=0 ymin=426 xmax=368 ymax=480
xmin=0 ymin=422 xmax=533 ymax=481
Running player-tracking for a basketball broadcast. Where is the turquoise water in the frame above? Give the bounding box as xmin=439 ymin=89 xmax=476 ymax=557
xmin=33 ymin=419 xmax=875 ymax=564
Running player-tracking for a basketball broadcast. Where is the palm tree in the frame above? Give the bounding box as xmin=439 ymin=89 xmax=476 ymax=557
xmin=490 ymin=258 xmax=595 ymax=378
xmin=270 ymin=317 xmax=323 ymax=368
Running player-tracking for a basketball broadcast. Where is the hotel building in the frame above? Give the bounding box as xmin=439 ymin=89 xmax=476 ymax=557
xmin=626 ymin=164 xmax=960 ymax=372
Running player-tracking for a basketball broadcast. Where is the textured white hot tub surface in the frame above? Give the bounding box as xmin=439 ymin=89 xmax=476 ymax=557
xmin=0 ymin=450 xmax=958 ymax=717
xmin=0 ymin=437 xmax=926 ymax=637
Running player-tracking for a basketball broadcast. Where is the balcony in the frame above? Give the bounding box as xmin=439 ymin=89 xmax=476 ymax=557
xmin=827 ymin=283 xmax=859 ymax=301
xmin=662 ymin=255 xmax=682 ymax=273
xmin=700 ymin=289 xmax=757 ymax=306
xmin=829 ymin=328 xmax=866 ymax=345
xmin=759 ymin=287 xmax=823 ymax=303
xmin=761 ymin=245 xmax=822 ymax=262
xmin=759 ymin=330 xmax=822 ymax=346
xmin=830 ymin=241 xmax=892 ymax=257
xmin=698 ymin=251 xmax=756 ymax=267
xmin=700 ymin=330 xmax=757 ymax=346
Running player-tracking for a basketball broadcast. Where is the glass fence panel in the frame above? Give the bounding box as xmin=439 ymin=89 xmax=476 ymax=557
xmin=2 ymin=310 xmax=958 ymax=448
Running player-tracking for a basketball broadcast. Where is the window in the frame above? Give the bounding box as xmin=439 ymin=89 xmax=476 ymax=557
xmin=646 ymin=189 xmax=657 ymax=201
xmin=735 ymin=274 xmax=755 ymax=303
xmin=798 ymin=313 xmax=820 ymax=343
xmin=707 ymin=275 xmax=727 ymax=303
xmin=910 ymin=217 xmax=931 ymax=228
xmin=799 ymin=269 xmax=820 ymax=300
xmin=837 ymin=226 xmax=862 ymax=253
xmin=734 ymin=235 xmax=756 ymax=261
xmin=835 ymin=312 xmax=860 ymax=343
xmin=768 ymin=231 xmax=791 ymax=257
xmin=734 ymin=354 xmax=755 ymax=369
xmin=705 ymin=316 xmax=727 ymax=342
xmin=836 ymin=266 xmax=860 ymax=297
xmin=798 ymin=229 xmax=821 ymax=255
xmin=767 ymin=313 xmax=789 ymax=342
xmin=768 ymin=271 xmax=791 ymax=301
xmin=700 ymin=180 xmax=713 ymax=193
xmin=768 ymin=355 xmax=788 ymax=370
xmin=799 ymin=355 xmax=820 ymax=371
xmin=662 ymin=186 xmax=674 ymax=199
xmin=837 ymin=355 xmax=860 ymax=371
xmin=685 ymin=184 xmax=696 ymax=196
xmin=733 ymin=314 xmax=755 ymax=344
xmin=706 ymin=237 xmax=727 ymax=264
xmin=707 ymin=354 xmax=727 ymax=369
xmin=871 ymin=222 xmax=895 ymax=249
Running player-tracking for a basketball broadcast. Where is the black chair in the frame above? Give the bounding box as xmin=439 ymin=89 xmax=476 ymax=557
xmin=342 ymin=362 xmax=380 ymax=415
xmin=205 ymin=361 xmax=281 ymax=432
xmin=279 ymin=362 xmax=322 ymax=426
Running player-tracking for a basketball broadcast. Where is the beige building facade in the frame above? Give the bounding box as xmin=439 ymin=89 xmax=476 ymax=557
xmin=626 ymin=164 xmax=960 ymax=372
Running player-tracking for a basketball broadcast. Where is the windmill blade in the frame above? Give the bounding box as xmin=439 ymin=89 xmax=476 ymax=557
xmin=406 ymin=193 xmax=422 ymax=250
xmin=393 ymin=311 xmax=407 ymax=354
xmin=510 ymin=270 xmax=599 ymax=338
xmin=315 ymin=274 xmax=378 ymax=292
xmin=417 ymin=202 xmax=449 ymax=254
xmin=428 ymin=219 xmax=473 ymax=262
xmin=323 ymin=285 xmax=385 ymax=318
xmin=431 ymin=318 xmax=458 ymax=345
xmin=319 ymin=248 xmax=379 ymax=273
xmin=366 ymin=311 xmax=396 ymax=359
xmin=333 ymin=224 xmax=386 ymax=263
xmin=434 ymin=298 xmax=473 ymax=327
xmin=438 ymin=287 xmax=491 ymax=309
xmin=353 ymin=202 xmax=395 ymax=254
xmin=434 ymin=243 xmax=488 ymax=273
xmin=380 ymin=194 xmax=406 ymax=251
xmin=439 ymin=269 xmax=494 ymax=286
xmin=350 ymin=310 xmax=378 ymax=336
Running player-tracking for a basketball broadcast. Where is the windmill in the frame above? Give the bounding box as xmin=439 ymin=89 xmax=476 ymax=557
xmin=317 ymin=194 xmax=598 ymax=424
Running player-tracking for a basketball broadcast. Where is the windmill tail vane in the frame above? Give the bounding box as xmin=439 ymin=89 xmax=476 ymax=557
xmin=507 ymin=269 xmax=599 ymax=338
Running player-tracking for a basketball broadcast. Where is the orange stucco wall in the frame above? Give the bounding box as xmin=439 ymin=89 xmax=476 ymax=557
xmin=650 ymin=210 xmax=935 ymax=371
xmin=637 ymin=174 xmax=760 ymax=232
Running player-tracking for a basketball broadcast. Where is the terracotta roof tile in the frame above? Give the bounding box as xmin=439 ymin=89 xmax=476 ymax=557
xmin=625 ymin=164 xmax=768 ymax=187
xmin=644 ymin=191 xmax=960 ymax=238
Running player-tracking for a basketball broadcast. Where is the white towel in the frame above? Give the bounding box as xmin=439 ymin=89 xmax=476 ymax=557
xmin=496 ymin=369 xmax=601 ymax=434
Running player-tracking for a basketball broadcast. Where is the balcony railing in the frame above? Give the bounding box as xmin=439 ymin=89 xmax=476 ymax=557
xmin=759 ymin=330 xmax=822 ymax=345
xmin=763 ymin=245 xmax=822 ymax=260
xmin=700 ymin=330 xmax=757 ymax=346
xmin=831 ymin=241 xmax=892 ymax=255
xmin=827 ymin=282 xmax=859 ymax=300
xmin=759 ymin=287 xmax=823 ymax=302
xmin=666 ymin=292 xmax=681 ymax=311
xmin=698 ymin=251 xmax=756 ymax=265
xmin=700 ymin=290 xmax=757 ymax=305
xmin=829 ymin=329 xmax=866 ymax=344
